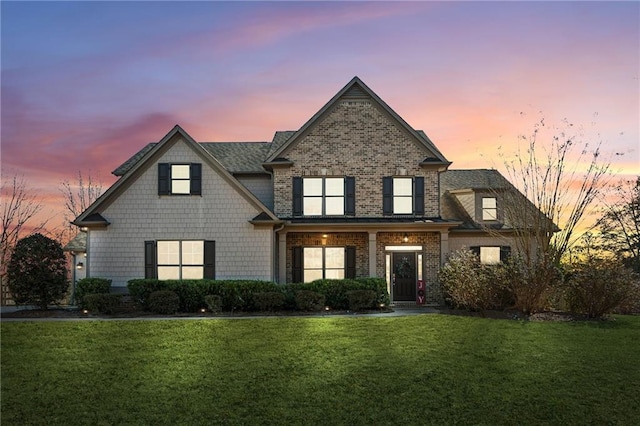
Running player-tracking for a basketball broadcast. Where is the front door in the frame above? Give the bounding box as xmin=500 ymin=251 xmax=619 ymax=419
xmin=393 ymin=252 xmax=416 ymax=301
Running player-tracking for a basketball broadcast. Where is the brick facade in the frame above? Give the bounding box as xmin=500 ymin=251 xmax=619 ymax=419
xmin=273 ymin=100 xmax=440 ymax=218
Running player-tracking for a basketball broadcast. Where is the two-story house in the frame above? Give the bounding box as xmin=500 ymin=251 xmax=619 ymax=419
xmin=74 ymin=77 xmax=528 ymax=305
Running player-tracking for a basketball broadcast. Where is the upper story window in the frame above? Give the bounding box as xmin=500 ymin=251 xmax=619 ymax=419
xmin=158 ymin=163 xmax=202 ymax=196
xmin=292 ymin=177 xmax=355 ymax=217
xmin=383 ymin=176 xmax=424 ymax=215
xmin=144 ymin=240 xmax=215 ymax=280
xmin=482 ymin=197 xmax=497 ymax=221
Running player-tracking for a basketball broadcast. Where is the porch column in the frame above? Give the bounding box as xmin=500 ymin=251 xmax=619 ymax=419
xmin=278 ymin=232 xmax=287 ymax=284
xmin=440 ymin=230 xmax=449 ymax=265
xmin=368 ymin=231 xmax=377 ymax=277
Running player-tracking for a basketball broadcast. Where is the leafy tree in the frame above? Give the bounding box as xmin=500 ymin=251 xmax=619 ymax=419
xmin=7 ymin=233 xmax=68 ymax=309
xmin=595 ymin=177 xmax=640 ymax=272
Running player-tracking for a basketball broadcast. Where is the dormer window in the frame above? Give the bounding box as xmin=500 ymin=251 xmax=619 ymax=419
xmin=482 ymin=197 xmax=497 ymax=220
xmin=292 ymin=177 xmax=355 ymax=216
xmin=158 ymin=163 xmax=202 ymax=196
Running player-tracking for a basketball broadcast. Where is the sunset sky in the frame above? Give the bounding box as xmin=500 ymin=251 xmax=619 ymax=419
xmin=1 ymin=1 xmax=638 ymax=235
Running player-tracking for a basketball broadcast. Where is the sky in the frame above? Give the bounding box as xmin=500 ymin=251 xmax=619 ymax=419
xmin=1 ymin=1 xmax=639 ymax=236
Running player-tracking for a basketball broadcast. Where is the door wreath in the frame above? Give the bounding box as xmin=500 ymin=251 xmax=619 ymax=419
xmin=394 ymin=256 xmax=413 ymax=279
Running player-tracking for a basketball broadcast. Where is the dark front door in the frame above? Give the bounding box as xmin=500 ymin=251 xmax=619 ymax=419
xmin=393 ymin=252 xmax=416 ymax=301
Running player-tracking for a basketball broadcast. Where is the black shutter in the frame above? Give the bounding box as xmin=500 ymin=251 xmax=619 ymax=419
xmin=383 ymin=177 xmax=393 ymax=215
xmin=204 ymin=240 xmax=215 ymax=279
xmin=470 ymin=246 xmax=480 ymax=258
xmin=345 ymin=177 xmax=355 ymax=216
xmin=292 ymin=177 xmax=303 ymax=216
xmin=144 ymin=241 xmax=157 ymax=279
xmin=345 ymin=246 xmax=356 ymax=279
xmin=414 ymin=177 xmax=424 ymax=215
xmin=158 ymin=163 xmax=170 ymax=195
xmin=190 ymin=163 xmax=202 ymax=195
xmin=500 ymin=246 xmax=511 ymax=263
xmin=292 ymin=247 xmax=303 ymax=283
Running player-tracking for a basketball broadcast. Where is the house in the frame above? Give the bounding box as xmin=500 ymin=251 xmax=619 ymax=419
xmin=74 ymin=77 xmax=528 ymax=305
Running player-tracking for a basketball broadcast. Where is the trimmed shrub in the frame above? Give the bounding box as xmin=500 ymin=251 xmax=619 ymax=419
xmin=565 ymin=258 xmax=638 ymax=318
xmin=127 ymin=279 xmax=166 ymax=309
xmin=204 ymin=294 xmax=222 ymax=313
xmin=347 ymin=290 xmax=377 ymax=311
xmin=295 ymin=290 xmax=325 ymax=312
xmin=76 ymin=278 xmax=112 ymax=308
xmin=148 ymin=290 xmax=180 ymax=315
xmin=83 ymin=293 xmax=122 ymax=314
xmin=253 ymin=291 xmax=286 ymax=312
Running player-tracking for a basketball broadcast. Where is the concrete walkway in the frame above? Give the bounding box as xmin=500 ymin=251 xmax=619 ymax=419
xmin=1 ymin=305 xmax=441 ymax=322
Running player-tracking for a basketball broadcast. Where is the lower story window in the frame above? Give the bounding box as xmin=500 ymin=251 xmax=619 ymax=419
xmin=304 ymin=247 xmax=345 ymax=282
xmin=292 ymin=245 xmax=356 ymax=283
xmin=470 ymin=246 xmax=511 ymax=265
xmin=145 ymin=240 xmax=215 ymax=279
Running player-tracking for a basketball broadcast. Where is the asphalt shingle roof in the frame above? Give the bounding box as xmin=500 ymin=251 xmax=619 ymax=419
xmin=113 ymin=131 xmax=298 ymax=176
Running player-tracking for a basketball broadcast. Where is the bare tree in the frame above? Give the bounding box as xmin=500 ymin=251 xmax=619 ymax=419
xmin=59 ymin=171 xmax=103 ymax=241
xmin=498 ymin=116 xmax=612 ymax=265
xmin=1 ymin=174 xmax=50 ymax=303
xmin=594 ymin=176 xmax=640 ymax=271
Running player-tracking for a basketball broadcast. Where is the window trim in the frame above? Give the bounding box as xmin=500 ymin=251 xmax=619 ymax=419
xmin=293 ymin=176 xmax=355 ymax=217
xmin=383 ymin=176 xmax=425 ymax=215
xmin=470 ymin=245 xmax=511 ymax=264
xmin=158 ymin=163 xmax=202 ymax=196
xmin=144 ymin=240 xmax=215 ymax=280
xmin=482 ymin=197 xmax=498 ymax=221
xmin=292 ymin=246 xmax=356 ymax=282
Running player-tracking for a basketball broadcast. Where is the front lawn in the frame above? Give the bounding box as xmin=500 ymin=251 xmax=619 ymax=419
xmin=2 ymin=315 xmax=638 ymax=425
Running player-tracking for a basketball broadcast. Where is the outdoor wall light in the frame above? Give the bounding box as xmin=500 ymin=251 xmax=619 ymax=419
xmin=322 ymin=234 xmax=328 ymax=238
xmin=80 ymin=227 xmax=89 ymax=232
xmin=403 ymin=233 xmax=409 ymax=243
xmin=76 ymin=262 xmax=84 ymax=270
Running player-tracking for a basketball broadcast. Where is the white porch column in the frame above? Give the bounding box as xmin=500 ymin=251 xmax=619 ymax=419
xmin=278 ymin=232 xmax=287 ymax=284
xmin=440 ymin=230 xmax=449 ymax=265
xmin=368 ymin=231 xmax=377 ymax=277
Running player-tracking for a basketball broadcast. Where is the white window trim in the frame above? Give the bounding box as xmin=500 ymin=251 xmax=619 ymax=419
xmin=157 ymin=240 xmax=204 ymax=280
xmin=303 ymin=177 xmax=345 ymax=216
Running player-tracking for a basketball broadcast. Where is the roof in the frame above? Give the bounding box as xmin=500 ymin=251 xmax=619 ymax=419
xmin=63 ymin=232 xmax=87 ymax=252
xmin=113 ymin=131 xmax=297 ymax=177
xmin=440 ymin=169 xmax=511 ymax=193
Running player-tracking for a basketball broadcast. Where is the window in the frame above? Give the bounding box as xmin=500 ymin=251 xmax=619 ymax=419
xmin=292 ymin=177 xmax=355 ymax=216
xmin=383 ymin=176 xmax=424 ymax=215
xmin=144 ymin=240 xmax=215 ymax=279
xmin=482 ymin=197 xmax=497 ymax=221
xmin=470 ymin=246 xmax=511 ymax=265
xmin=158 ymin=163 xmax=202 ymax=195
xmin=292 ymin=246 xmax=356 ymax=282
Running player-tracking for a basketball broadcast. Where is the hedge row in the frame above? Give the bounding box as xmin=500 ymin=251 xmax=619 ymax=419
xmin=127 ymin=278 xmax=389 ymax=313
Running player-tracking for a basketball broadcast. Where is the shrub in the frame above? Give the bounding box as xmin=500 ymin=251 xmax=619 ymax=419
xmin=75 ymin=278 xmax=112 ymax=308
xmin=503 ymin=254 xmax=562 ymax=314
xmin=295 ymin=290 xmax=325 ymax=312
xmin=439 ymin=248 xmax=508 ymax=314
xmin=83 ymin=293 xmax=122 ymax=314
xmin=7 ymin=233 xmax=68 ymax=309
xmin=127 ymin=279 xmax=166 ymax=309
xmin=148 ymin=290 xmax=180 ymax=315
xmin=204 ymin=294 xmax=222 ymax=313
xmin=347 ymin=290 xmax=377 ymax=311
xmin=253 ymin=291 xmax=286 ymax=312
xmin=565 ymin=258 xmax=638 ymax=318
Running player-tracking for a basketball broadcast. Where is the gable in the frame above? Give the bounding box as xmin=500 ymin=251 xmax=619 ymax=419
xmin=265 ymin=77 xmax=450 ymax=168
xmin=75 ymin=126 xmax=279 ymax=226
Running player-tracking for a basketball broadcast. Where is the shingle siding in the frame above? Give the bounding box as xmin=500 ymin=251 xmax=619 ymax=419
xmin=89 ymin=138 xmax=273 ymax=288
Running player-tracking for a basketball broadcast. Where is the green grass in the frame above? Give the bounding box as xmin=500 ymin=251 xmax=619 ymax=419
xmin=2 ymin=315 xmax=639 ymax=425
